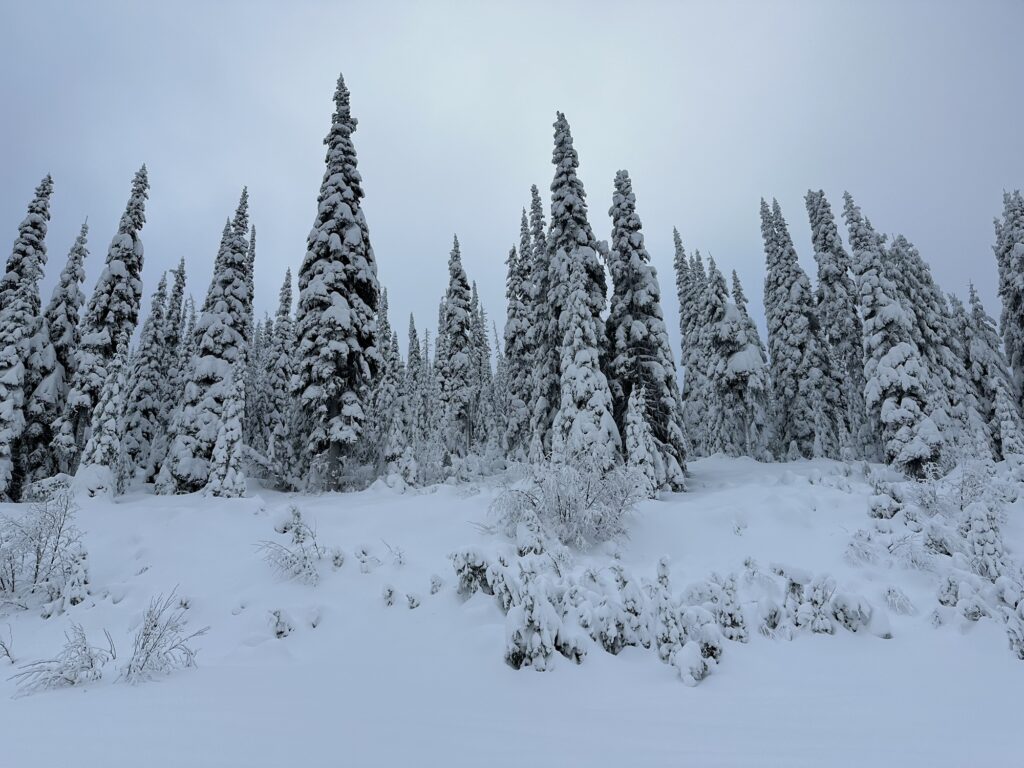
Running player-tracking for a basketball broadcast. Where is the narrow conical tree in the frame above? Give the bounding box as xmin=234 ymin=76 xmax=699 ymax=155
xmin=843 ymin=192 xmax=940 ymax=475
xmin=437 ymin=235 xmax=474 ymax=457
xmin=761 ymin=198 xmax=821 ymax=458
xmin=503 ymin=208 xmax=533 ymax=458
xmin=0 ymin=175 xmax=54 ymax=498
xmin=806 ymin=190 xmax=864 ymax=454
xmin=123 ymin=274 xmax=168 ymax=478
xmin=730 ymin=270 xmax=772 ymax=458
xmin=624 ymin=385 xmax=662 ymax=497
xmin=159 ymin=191 xmax=250 ymax=493
xmin=292 ymin=74 xmax=381 ymax=490
xmin=43 ymin=221 xmax=89 ymax=410
xmin=526 ymin=183 xmax=556 ymax=461
xmin=683 ymin=250 xmax=710 ymax=453
xmin=605 ymin=170 xmax=686 ymax=488
xmin=54 ymin=166 xmax=148 ymax=473
xmin=78 ymin=343 xmax=130 ymax=494
xmin=265 ymin=269 xmax=295 ymax=485
xmin=204 ymin=362 xmax=247 ymax=498
xmin=536 ymin=113 xmax=608 ymax=464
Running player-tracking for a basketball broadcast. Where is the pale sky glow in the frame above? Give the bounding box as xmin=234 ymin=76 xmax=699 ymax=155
xmin=2 ymin=0 xmax=1022 ymax=356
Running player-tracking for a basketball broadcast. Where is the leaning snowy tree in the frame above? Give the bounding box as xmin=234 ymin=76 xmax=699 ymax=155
xmin=54 ymin=165 xmax=149 ymax=475
xmin=158 ymin=191 xmax=250 ymax=494
xmin=604 ymin=170 xmax=686 ymax=489
xmin=761 ymin=198 xmax=828 ymax=459
xmin=0 ymin=175 xmax=53 ymax=499
xmin=292 ymin=74 xmax=381 ymax=490
xmin=806 ymin=189 xmax=864 ymax=455
xmin=843 ymin=192 xmax=941 ymax=475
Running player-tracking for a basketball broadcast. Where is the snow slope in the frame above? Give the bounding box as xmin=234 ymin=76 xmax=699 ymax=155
xmin=0 ymin=457 xmax=1020 ymax=767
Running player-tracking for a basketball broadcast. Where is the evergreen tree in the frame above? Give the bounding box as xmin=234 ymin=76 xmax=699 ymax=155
xmin=526 ymin=183 xmax=556 ymax=461
xmin=843 ymin=193 xmax=940 ymax=475
xmin=623 ymin=386 xmax=662 ymax=497
xmin=54 ymin=166 xmax=149 ymax=474
xmin=42 ymin=221 xmax=89 ymax=413
xmin=292 ymin=74 xmax=381 ymax=490
xmin=147 ymin=261 xmax=188 ymax=482
xmin=965 ymin=284 xmax=1023 ymax=459
xmin=994 ymin=190 xmax=1024 ymax=406
xmin=503 ymin=210 xmax=533 ymax=458
xmin=604 ymin=170 xmax=686 ymax=488
xmin=265 ymin=269 xmax=295 ymax=485
xmin=730 ymin=270 xmax=772 ymax=458
xmin=204 ymin=362 xmax=247 ymax=498
xmin=406 ymin=314 xmax=424 ymax=438
xmin=160 ymin=191 xmax=250 ymax=493
xmin=469 ymin=284 xmax=494 ymax=451
xmin=0 ymin=175 xmax=53 ymax=498
xmin=761 ymin=198 xmax=821 ymax=458
xmin=436 ymin=235 xmax=474 ymax=457
xmin=806 ymin=189 xmax=864 ymax=454
xmin=537 ymin=113 xmax=609 ymax=465
xmin=123 ymin=275 xmax=168 ymax=478
xmin=550 ymin=229 xmax=620 ymax=472
xmin=684 ymin=250 xmax=711 ymax=454
xmin=79 ymin=343 xmax=130 ymax=494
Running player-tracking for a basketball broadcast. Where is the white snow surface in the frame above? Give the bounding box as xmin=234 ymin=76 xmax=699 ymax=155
xmin=1 ymin=456 xmax=1020 ymax=767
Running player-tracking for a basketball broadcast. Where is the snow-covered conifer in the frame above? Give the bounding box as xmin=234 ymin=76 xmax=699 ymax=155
xmin=761 ymin=199 xmax=824 ymax=458
xmin=604 ymin=170 xmax=686 ymax=488
xmin=123 ymin=275 xmax=168 ymax=478
xmin=292 ymin=74 xmax=381 ymax=490
xmin=265 ymin=269 xmax=295 ymax=484
xmin=436 ymin=235 xmax=474 ymax=457
xmin=503 ymin=212 xmax=533 ymax=458
xmin=79 ymin=344 xmax=130 ymax=494
xmin=806 ymin=189 xmax=864 ymax=454
xmin=160 ymin=190 xmax=250 ymax=493
xmin=684 ymin=251 xmax=711 ymax=453
xmin=42 ymin=221 xmax=89 ymax=412
xmin=843 ymin=193 xmax=940 ymax=475
xmin=994 ymin=190 xmax=1024 ymax=405
xmin=0 ymin=176 xmax=53 ymax=499
xmin=623 ymin=386 xmax=662 ymax=497
xmin=205 ymin=362 xmax=247 ymax=498
xmin=54 ymin=166 xmax=148 ymax=474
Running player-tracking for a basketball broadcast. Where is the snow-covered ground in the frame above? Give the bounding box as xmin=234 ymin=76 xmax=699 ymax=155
xmin=1 ymin=457 xmax=1020 ymax=767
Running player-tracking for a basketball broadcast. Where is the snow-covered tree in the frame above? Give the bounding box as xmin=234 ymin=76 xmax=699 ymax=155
xmin=503 ymin=211 xmax=533 ymax=458
xmin=146 ymin=260 xmax=188 ymax=482
xmin=436 ymin=235 xmax=474 ymax=458
xmin=994 ymin=190 xmax=1024 ymax=406
xmin=0 ymin=175 xmax=53 ymax=499
xmin=623 ymin=386 xmax=662 ymax=497
xmin=159 ymin=190 xmax=250 ymax=494
xmin=79 ymin=344 xmax=130 ymax=494
xmin=730 ymin=270 xmax=772 ymax=458
xmin=843 ymin=193 xmax=940 ymax=475
xmin=204 ymin=363 xmax=247 ymax=498
xmin=550 ymin=230 xmax=620 ymax=472
xmin=292 ymin=74 xmax=381 ymax=490
xmin=684 ymin=250 xmax=711 ymax=454
xmin=527 ymin=181 xmax=557 ymax=462
xmin=604 ymin=170 xmax=686 ymax=488
xmin=123 ymin=275 xmax=168 ymax=478
xmin=42 ymin=221 xmax=89 ymax=415
xmin=265 ymin=269 xmax=295 ymax=485
xmin=806 ymin=189 xmax=864 ymax=454
xmin=964 ymin=284 xmax=1023 ymax=459
xmin=54 ymin=166 xmax=149 ymax=474
xmin=761 ymin=198 xmax=823 ymax=459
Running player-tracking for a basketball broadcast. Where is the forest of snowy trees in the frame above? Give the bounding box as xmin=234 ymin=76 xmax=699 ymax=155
xmin=1 ymin=71 xmax=1023 ymax=503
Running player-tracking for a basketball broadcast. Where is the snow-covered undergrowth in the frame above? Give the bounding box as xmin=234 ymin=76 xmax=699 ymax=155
xmin=0 ymin=456 xmax=1021 ymax=767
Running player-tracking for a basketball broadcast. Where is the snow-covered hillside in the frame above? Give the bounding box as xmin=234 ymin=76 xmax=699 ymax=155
xmin=1 ymin=456 xmax=1020 ymax=767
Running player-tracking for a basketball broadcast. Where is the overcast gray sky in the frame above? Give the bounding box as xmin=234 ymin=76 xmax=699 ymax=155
xmin=2 ymin=0 xmax=1022 ymax=357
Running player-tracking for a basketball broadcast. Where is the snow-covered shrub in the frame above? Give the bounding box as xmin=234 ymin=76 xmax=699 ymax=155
xmin=355 ymin=546 xmax=382 ymax=574
xmin=406 ymin=593 xmax=420 ymax=610
xmin=429 ymin=574 xmax=444 ymax=595
xmin=382 ymin=540 xmax=405 ymax=567
xmin=330 ymin=547 xmax=345 ymax=570
xmin=965 ymin=502 xmax=1006 ymax=582
xmin=490 ymin=460 xmax=642 ymax=549
xmin=382 ymin=585 xmax=395 ymax=607
xmin=120 ymin=591 xmax=208 ymax=683
xmin=799 ymin=575 xmax=836 ymax=634
xmin=0 ymin=486 xmax=89 ymax=615
xmin=258 ymin=507 xmax=323 ymax=585
xmin=884 ymin=586 xmax=916 ymax=615
xmin=830 ymin=592 xmax=872 ymax=632
xmin=504 ymin=562 xmax=561 ymax=671
xmin=270 ymin=609 xmax=293 ymax=638
xmin=12 ymin=623 xmax=115 ymax=695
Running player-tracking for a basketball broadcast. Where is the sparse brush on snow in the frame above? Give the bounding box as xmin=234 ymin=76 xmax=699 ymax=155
xmin=120 ymin=590 xmax=208 ymax=683
xmin=11 ymin=623 xmax=115 ymax=696
xmin=258 ymin=506 xmax=323 ymax=585
xmin=490 ymin=460 xmax=642 ymax=549
xmin=0 ymin=485 xmax=89 ymax=616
